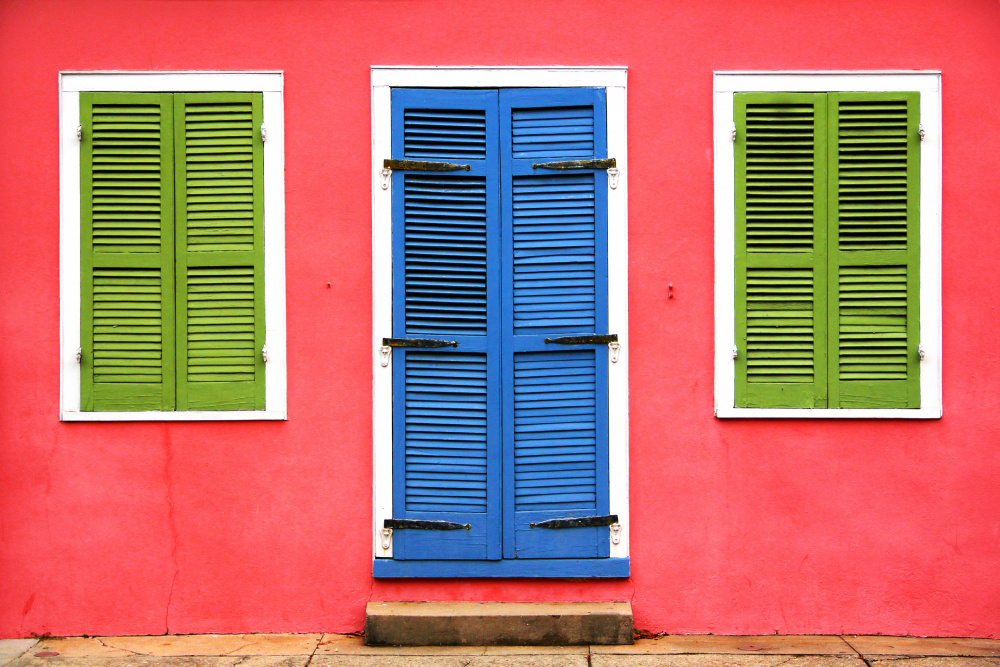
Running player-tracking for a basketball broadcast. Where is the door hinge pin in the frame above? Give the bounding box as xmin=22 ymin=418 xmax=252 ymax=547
xmin=76 ymin=125 xmax=83 ymax=142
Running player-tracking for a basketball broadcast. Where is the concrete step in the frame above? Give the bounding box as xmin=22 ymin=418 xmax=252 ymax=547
xmin=364 ymin=601 xmax=633 ymax=646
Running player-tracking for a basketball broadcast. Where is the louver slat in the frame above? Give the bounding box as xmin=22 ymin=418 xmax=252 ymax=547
xmin=390 ymin=89 xmax=501 ymax=561
xmin=81 ymin=92 xmax=175 ymax=411
xmin=829 ymin=92 xmax=920 ymax=408
xmin=500 ymin=88 xmax=610 ymax=560
xmin=735 ymin=93 xmax=828 ymax=408
xmin=175 ymin=93 xmax=265 ymax=411
xmin=512 ymin=174 xmax=597 ymax=334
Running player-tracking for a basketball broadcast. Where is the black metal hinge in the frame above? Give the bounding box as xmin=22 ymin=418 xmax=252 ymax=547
xmin=544 ymin=334 xmax=618 ymax=345
xmin=383 ymin=159 xmax=470 ymax=172
xmin=384 ymin=519 xmax=471 ymax=531
xmin=532 ymin=158 xmax=616 ymax=170
xmin=530 ymin=515 xmax=619 ymax=529
xmin=382 ymin=338 xmax=458 ymax=348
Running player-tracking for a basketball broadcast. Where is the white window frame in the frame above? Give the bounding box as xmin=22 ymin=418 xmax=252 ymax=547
xmin=714 ymin=72 xmax=942 ymax=419
xmin=371 ymin=66 xmax=630 ymax=559
xmin=59 ymin=72 xmax=287 ymax=421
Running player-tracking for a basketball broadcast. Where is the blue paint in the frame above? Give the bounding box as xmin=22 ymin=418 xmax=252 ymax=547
xmin=373 ymin=557 xmax=629 ymax=579
xmin=500 ymin=88 xmax=610 ymax=561
xmin=391 ymin=89 xmax=502 ymax=560
xmin=388 ymin=88 xmax=613 ymax=573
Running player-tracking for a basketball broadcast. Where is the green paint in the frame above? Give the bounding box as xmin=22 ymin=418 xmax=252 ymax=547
xmin=734 ymin=91 xmax=920 ymax=409
xmin=81 ymin=92 xmax=175 ymax=411
xmin=81 ymin=92 xmax=264 ymax=412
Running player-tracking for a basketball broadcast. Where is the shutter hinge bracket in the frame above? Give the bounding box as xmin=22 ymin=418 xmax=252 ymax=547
xmin=608 ymin=341 xmax=621 ymax=363
xmin=918 ymin=344 xmax=926 ymax=361
xmin=918 ymin=124 xmax=926 ymax=141
xmin=380 ymin=527 xmax=392 ymax=550
xmin=75 ymin=347 xmax=82 ymax=364
xmin=76 ymin=125 xmax=82 ymax=142
xmin=732 ymin=346 xmax=738 ymax=359
xmin=607 ymin=167 xmax=620 ymax=190
xmin=260 ymin=123 xmax=267 ymax=142
xmin=378 ymin=345 xmax=391 ymax=367
xmin=731 ymin=122 xmax=737 ymax=142
xmin=262 ymin=344 xmax=269 ymax=363
xmin=610 ymin=522 xmax=622 ymax=545
xmin=379 ymin=166 xmax=392 ymax=190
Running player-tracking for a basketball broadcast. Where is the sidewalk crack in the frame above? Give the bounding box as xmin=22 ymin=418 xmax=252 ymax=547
xmin=842 ymin=635 xmax=877 ymax=667
xmin=303 ymin=635 xmax=322 ymax=667
xmin=95 ymin=638 xmax=147 ymax=657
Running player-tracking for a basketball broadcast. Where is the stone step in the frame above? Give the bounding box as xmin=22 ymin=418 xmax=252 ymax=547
xmin=364 ymin=601 xmax=633 ymax=646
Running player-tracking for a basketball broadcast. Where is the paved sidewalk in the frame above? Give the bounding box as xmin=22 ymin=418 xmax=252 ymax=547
xmin=2 ymin=634 xmax=999 ymax=667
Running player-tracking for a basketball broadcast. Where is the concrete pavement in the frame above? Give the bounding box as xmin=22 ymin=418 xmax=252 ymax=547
xmin=2 ymin=633 xmax=998 ymax=667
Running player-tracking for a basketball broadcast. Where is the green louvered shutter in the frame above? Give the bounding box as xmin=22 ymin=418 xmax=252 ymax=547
xmin=174 ymin=93 xmax=265 ymax=410
xmin=81 ymin=92 xmax=176 ymax=411
xmin=828 ymin=92 xmax=920 ymax=408
xmin=735 ymin=93 xmax=828 ymax=408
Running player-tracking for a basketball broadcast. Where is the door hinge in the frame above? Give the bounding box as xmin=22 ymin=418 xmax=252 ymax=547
xmin=76 ymin=125 xmax=83 ymax=142
xmin=607 ymin=167 xmax=620 ymax=189
xmin=918 ymin=344 xmax=926 ymax=361
xmin=732 ymin=346 xmax=738 ymax=359
xmin=529 ymin=514 xmax=618 ymax=529
xmin=378 ymin=345 xmax=391 ymax=367
xmin=918 ymin=124 xmax=926 ymax=141
xmin=260 ymin=123 xmax=267 ymax=142
xmin=731 ymin=122 xmax=737 ymax=142
xmin=610 ymin=522 xmax=622 ymax=545
xmin=380 ymin=528 xmax=393 ymax=550
xmin=75 ymin=347 xmax=82 ymax=364
xmin=262 ymin=344 xmax=269 ymax=363
xmin=379 ymin=166 xmax=392 ymax=190
xmin=384 ymin=519 xmax=471 ymax=530
xmin=609 ymin=341 xmax=621 ymax=364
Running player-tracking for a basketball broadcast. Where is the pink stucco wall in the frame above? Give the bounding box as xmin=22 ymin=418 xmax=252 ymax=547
xmin=1 ymin=0 xmax=998 ymax=639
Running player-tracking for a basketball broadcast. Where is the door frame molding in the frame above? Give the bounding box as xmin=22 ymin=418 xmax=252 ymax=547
xmin=371 ymin=67 xmax=630 ymax=566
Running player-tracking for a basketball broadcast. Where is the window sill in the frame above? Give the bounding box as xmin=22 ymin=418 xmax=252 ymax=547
xmin=716 ymin=407 xmax=942 ymax=419
xmin=61 ymin=410 xmax=287 ymax=422
xmin=373 ymin=558 xmax=629 ymax=579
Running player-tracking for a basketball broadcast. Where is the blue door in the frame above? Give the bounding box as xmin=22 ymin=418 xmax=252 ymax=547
xmin=390 ymin=88 xmax=610 ymax=564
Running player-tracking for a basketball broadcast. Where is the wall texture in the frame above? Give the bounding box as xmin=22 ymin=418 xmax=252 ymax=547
xmin=1 ymin=0 xmax=998 ymax=639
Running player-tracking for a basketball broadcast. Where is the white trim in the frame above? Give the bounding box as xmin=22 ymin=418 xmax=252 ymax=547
xmin=59 ymin=71 xmax=287 ymax=421
xmin=371 ymin=66 xmax=630 ymax=560
xmin=713 ymin=72 xmax=943 ymax=419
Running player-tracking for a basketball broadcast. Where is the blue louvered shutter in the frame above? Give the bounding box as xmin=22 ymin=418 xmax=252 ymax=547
xmin=390 ymin=89 xmax=502 ymax=560
xmin=499 ymin=88 xmax=611 ymax=559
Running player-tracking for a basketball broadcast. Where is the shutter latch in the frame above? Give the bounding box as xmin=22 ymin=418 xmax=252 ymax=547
xmin=76 ymin=125 xmax=83 ymax=142
xmin=918 ymin=344 xmax=926 ymax=361
xmin=262 ymin=344 xmax=269 ymax=363
xmin=75 ymin=347 xmax=82 ymax=364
